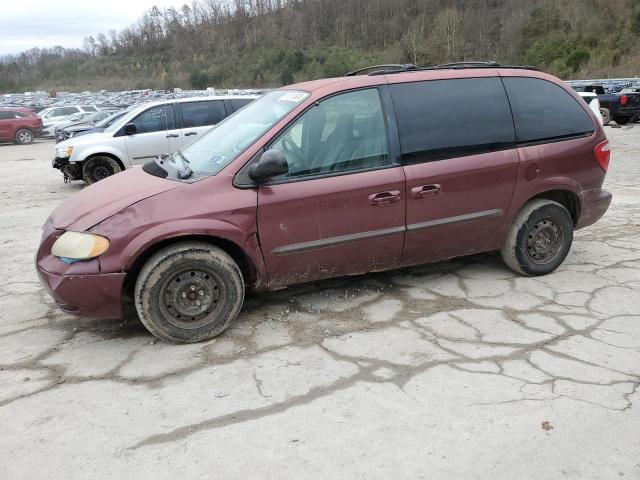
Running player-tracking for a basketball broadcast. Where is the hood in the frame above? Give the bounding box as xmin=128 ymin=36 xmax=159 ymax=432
xmin=49 ymin=167 xmax=182 ymax=231
xmin=57 ymin=129 xmax=109 ymax=147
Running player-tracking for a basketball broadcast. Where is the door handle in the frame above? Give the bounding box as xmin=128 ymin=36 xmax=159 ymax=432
xmin=411 ymin=184 xmax=441 ymax=199
xmin=166 ymin=133 xmax=179 ymax=138
xmin=184 ymin=131 xmax=198 ymax=136
xmin=369 ymin=190 xmax=401 ymax=206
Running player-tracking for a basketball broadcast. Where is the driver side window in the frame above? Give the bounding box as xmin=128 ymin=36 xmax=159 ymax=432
xmin=270 ymin=88 xmax=389 ymax=180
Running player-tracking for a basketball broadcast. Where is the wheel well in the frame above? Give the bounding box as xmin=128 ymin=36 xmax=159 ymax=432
xmin=530 ymin=190 xmax=580 ymax=225
xmin=85 ymin=152 xmax=125 ymax=171
xmin=122 ymin=234 xmax=256 ymax=300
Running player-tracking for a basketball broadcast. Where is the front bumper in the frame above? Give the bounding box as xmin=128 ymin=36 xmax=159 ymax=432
xmin=576 ymin=187 xmax=612 ymax=229
xmin=52 ymin=156 xmax=69 ymax=170
xmin=36 ymin=264 xmax=125 ymax=319
xmin=35 ymin=228 xmax=125 ymax=319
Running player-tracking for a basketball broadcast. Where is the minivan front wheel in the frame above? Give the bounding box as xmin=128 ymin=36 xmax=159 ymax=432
xmin=501 ymin=199 xmax=573 ymax=276
xmin=82 ymin=156 xmax=121 ymax=184
xmin=135 ymin=242 xmax=245 ymax=343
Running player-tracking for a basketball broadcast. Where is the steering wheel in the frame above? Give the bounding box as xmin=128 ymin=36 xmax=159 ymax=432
xmin=281 ymin=136 xmax=306 ymax=170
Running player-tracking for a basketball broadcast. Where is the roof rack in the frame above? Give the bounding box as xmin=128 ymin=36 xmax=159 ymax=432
xmin=345 ymin=64 xmax=418 ymax=76
xmin=345 ymin=61 xmax=539 ymax=76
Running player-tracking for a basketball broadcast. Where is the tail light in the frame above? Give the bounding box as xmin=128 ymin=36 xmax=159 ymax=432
xmin=594 ymin=139 xmax=610 ymax=172
xmin=620 ymin=95 xmax=628 ymax=106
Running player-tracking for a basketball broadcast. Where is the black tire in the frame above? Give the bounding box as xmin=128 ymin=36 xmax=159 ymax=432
xmin=15 ymin=128 xmax=34 ymax=145
xmin=134 ymin=242 xmax=245 ymax=343
xmin=614 ymin=116 xmax=631 ymax=125
xmin=501 ymin=199 xmax=573 ymax=276
xmin=600 ymin=108 xmax=611 ymax=126
xmin=82 ymin=155 xmax=121 ymax=184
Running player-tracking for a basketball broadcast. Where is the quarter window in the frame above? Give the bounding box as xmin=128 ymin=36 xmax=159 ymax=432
xmin=503 ymin=77 xmax=595 ymax=143
xmin=270 ymin=88 xmax=389 ymax=180
xmin=390 ymin=77 xmax=515 ymax=163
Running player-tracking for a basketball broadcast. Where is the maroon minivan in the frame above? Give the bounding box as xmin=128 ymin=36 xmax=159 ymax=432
xmin=36 ymin=64 xmax=612 ymax=343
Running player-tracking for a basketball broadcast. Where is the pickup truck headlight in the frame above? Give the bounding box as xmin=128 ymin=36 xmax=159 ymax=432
xmin=55 ymin=146 xmax=73 ymax=158
xmin=51 ymin=232 xmax=109 ymax=261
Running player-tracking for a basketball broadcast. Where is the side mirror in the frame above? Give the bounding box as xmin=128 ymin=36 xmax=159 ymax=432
xmin=248 ymin=149 xmax=288 ymax=182
xmin=123 ymin=123 xmax=137 ymax=135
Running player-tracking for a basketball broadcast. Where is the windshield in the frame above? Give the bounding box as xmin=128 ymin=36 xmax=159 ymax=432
xmin=180 ymin=90 xmax=309 ymax=175
xmin=97 ymin=111 xmax=126 ymax=128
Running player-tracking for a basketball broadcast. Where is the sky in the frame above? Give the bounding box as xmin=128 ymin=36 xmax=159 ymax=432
xmin=0 ymin=0 xmax=187 ymax=56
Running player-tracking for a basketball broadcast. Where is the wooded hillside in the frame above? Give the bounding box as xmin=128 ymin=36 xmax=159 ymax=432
xmin=2 ymin=0 xmax=640 ymax=92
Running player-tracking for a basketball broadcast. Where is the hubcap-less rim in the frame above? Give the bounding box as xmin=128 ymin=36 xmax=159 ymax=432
xmin=526 ymin=218 xmax=563 ymax=265
xmin=92 ymin=163 xmax=111 ymax=180
xmin=159 ymin=268 xmax=225 ymax=329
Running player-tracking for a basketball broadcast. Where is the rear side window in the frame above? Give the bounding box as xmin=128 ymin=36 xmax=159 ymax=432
xmin=82 ymin=106 xmax=97 ymax=112
xmin=390 ymin=77 xmax=515 ymax=163
xmin=0 ymin=111 xmax=12 ymax=120
xmin=503 ymin=77 xmax=594 ymax=143
xmin=59 ymin=107 xmax=79 ymax=116
xmin=181 ymin=101 xmax=226 ymax=128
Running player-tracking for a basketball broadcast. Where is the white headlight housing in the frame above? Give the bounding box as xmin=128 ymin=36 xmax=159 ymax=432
xmin=56 ymin=146 xmax=73 ymax=158
xmin=51 ymin=232 xmax=109 ymax=261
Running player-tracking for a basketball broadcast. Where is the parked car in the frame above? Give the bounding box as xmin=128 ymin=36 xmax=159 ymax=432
xmin=37 ymin=63 xmax=612 ymax=343
xmin=56 ymin=110 xmax=128 ymax=143
xmin=52 ymin=95 xmax=258 ymax=184
xmin=54 ymin=110 xmax=121 ymax=143
xmin=0 ymin=107 xmax=43 ymax=144
xmin=576 ymin=92 xmax=604 ymax=124
xmin=39 ymin=105 xmax=98 ymax=137
xmin=572 ymin=85 xmax=640 ymax=125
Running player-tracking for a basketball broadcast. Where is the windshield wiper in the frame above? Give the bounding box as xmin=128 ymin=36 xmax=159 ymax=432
xmin=175 ymin=151 xmax=193 ymax=179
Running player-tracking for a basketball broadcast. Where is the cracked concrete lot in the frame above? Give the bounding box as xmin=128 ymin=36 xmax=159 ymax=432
xmin=1 ymin=128 xmax=639 ymax=479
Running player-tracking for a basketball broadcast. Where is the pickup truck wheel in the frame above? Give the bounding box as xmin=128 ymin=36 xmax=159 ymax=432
xmin=82 ymin=156 xmax=121 ymax=184
xmin=600 ymin=108 xmax=611 ymax=126
xmin=501 ymin=199 xmax=573 ymax=277
xmin=135 ymin=242 xmax=245 ymax=344
xmin=613 ymin=116 xmax=631 ymax=125
xmin=15 ymin=129 xmax=34 ymax=145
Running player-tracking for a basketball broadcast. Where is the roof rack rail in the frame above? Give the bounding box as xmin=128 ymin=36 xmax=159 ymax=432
xmin=345 ymin=61 xmax=539 ymax=76
xmin=433 ymin=61 xmax=501 ymax=68
xmin=345 ymin=64 xmax=418 ymax=76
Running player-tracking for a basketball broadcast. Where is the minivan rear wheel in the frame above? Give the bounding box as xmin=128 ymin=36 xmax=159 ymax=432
xmin=134 ymin=242 xmax=245 ymax=343
xmin=501 ymin=199 xmax=573 ymax=276
xmin=15 ymin=129 xmax=34 ymax=145
xmin=82 ymin=156 xmax=121 ymax=184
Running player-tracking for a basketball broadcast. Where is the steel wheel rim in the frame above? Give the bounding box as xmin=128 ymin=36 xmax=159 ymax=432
xmin=92 ymin=163 xmax=111 ymax=180
xmin=159 ymin=267 xmax=226 ymax=329
xmin=526 ymin=218 xmax=563 ymax=265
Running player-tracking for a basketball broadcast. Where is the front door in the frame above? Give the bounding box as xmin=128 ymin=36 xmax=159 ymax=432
xmin=388 ymin=76 xmax=520 ymax=266
xmin=256 ymin=88 xmax=406 ymax=287
xmin=125 ymin=104 xmax=182 ymax=165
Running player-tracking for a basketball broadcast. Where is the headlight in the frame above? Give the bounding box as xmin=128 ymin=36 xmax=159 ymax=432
xmin=56 ymin=146 xmax=73 ymax=158
xmin=51 ymin=232 xmax=109 ymax=261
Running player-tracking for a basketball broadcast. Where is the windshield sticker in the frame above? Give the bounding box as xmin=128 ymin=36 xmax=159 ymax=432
xmin=279 ymin=92 xmax=307 ymax=102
